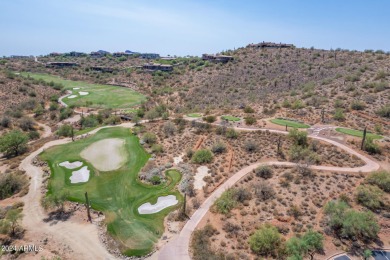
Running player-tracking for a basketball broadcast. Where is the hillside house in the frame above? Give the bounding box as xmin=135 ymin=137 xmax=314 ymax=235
xmin=140 ymin=53 xmax=160 ymax=59
xmin=46 ymin=62 xmax=78 ymax=68
xmin=90 ymin=52 xmax=104 ymax=58
xmin=49 ymin=52 xmax=62 ymax=57
xmin=143 ymin=63 xmax=173 ymax=72
xmin=90 ymin=66 xmax=114 ymax=73
xmin=202 ymin=54 xmax=234 ymax=63
xmin=248 ymin=41 xmax=294 ymax=49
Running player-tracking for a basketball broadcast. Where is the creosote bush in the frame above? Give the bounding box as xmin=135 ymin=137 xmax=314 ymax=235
xmin=191 ymin=149 xmax=213 ymax=164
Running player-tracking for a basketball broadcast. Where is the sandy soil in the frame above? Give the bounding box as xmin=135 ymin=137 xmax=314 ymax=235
xmin=67 ymin=95 xmax=77 ymax=99
xmin=70 ymin=166 xmax=90 ymax=183
xmin=173 ymin=154 xmax=184 ymax=165
xmin=138 ymin=195 xmax=178 ymax=214
xmin=59 ymin=161 xmax=83 ymax=169
xmin=193 ymin=166 xmax=210 ymax=190
xmin=80 ymin=138 xmax=127 ymax=171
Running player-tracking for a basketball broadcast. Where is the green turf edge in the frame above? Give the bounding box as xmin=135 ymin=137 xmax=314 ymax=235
xmin=221 ymin=115 xmax=241 ymax=122
xmin=335 ymin=128 xmax=383 ymax=140
xmin=270 ymin=118 xmax=310 ymax=128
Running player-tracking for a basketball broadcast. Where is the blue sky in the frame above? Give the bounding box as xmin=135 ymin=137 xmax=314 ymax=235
xmin=0 ymin=0 xmax=389 ymax=56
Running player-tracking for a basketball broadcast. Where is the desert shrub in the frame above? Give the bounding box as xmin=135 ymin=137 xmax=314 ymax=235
xmin=366 ymin=171 xmax=390 ymax=192
xmin=103 ymin=115 xmax=121 ymax=125
xmin=145 ymin=109 xmax=159 ymax=121
xmin=254 ymin=181 xmax=275 ymax=201
xmin=364 ymin=137 xmax=381 ymax=154
xmin=244 ymin=139 xmax=257 ymax=152
xmin=287 ymin=205 xmax=302 ymax=219
xmin=215 ymin=125 xmax=227 ymax=135
xmin=244 ymin=106 xmax=255 ymax=113
xmin=150 ymin=175 xmax=161 ymax=185
xmin=192 ymin=149 xmax=213 ymax=164
xmin=333 ymin=108 xmax=345 ymax=121
xmin=355 ymin=185 xmax=384 ymax=210
xmin=245 ymin=116 xmax=257 ymax=125
xmin=80 ymin=115 xmax=98 ymax=128
xmin=211 ymin=141 xmax=226 ymax=154
xmin=151 ymin=144 xmax=163 ymax=154
xmin=213 ymin=188 xmax=238 ymax=214
xmin=291 ymin=100 xmax=305 ymax=110
xmin=286 ymin=230 xmax=324 ymax=260
xmin=235 ymin=187 xmax=252 ymax=203
xmin=57 ymin=124 xmax=73 ymax=137
xmin=0 ymin=172 xmax=27 ymax=200
xmin=0 ymin=116 xmax=11 ymax=128
xmin=289 ymin=145 xmax=319 ymax=163
xmin=351 ymin=100 xmax=366 ymax=110
xmin=19 ymin=117 xmax=35 ymax=131
xmin=249 ymin=224 xmax=282 ymax=256
xmin=163 ymin=121 xmax=176 ymax=136
xmin=28 ymin=130 xmax=40 ymax=140
xmin=142 ymin=132 xmax=157 ymax=144
xmin=254 ymin=165 xmax=273 ymax=179
xmin=191 ymin=224 xmax=223 ymax=260
xmin=323 ymin=200 xmax=379 ymax=240
xmin=202 ymin=115 xmax=216 ymax=123
xmin=226 ymin=128 xmax=238 ymax=139
xmin=0 ymin=130 xmax=29 ymax=157
xmin=34 ymin=105 xmax=45 ymax=117
xmin=288 ymin=128 xmax=307 ymax=146
xmin=376 ymin=104 xmax=390 ymax=118
xmin=59 ymin=107 xmax=73 ymax=120
xmin=49 ymin=102 xmax=59 ymax=111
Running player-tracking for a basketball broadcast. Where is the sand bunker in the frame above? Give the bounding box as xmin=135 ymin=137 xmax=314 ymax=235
xmin=80 ymin=138 xmax=127 ymax=171
xmin=79 ymin=91 xmax=89 ymax=96
xmin=68 ymin=95 xmax=77 ymax=99
xmin=73 ymin=87 xmax=80 ymax=90
xmin=138 ymin=195 xmax=178 ymax=214
xmin=59 ymin=161 xmax=83 ymax=169
xmin=69 ymin=166 xmax=90 ymax=183
xmin=194 ymin=166 xmax=210 ymax=190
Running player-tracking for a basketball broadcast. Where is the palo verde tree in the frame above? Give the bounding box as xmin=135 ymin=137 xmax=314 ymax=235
xmin=286 ymin=230 xmax=324 ymax=260
xmin=0 ymin=130 xmax=29 ymax=157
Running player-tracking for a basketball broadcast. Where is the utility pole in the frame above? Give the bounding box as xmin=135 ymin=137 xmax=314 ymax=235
xmin=85 ymin=192 xmax=92 ymax=222
xmin=361 ymin=127 xmax=367 ymax=150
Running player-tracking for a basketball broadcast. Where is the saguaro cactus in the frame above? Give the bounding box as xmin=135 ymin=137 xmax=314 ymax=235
xmin=85 ymin=192 xmax=92 ymax=222
xmin=361 ymin=127 xmax=367 ymax=150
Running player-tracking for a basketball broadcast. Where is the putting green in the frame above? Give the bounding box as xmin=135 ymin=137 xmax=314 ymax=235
xmin=187 ymin=113 xmax=202 ymax=118
xmin=221 ymin=115 xmax=241 ymax=122
xmin=335 ymin=128 xmax=383 ymax=140
xmin=270 ymin=118 xmax=310 ymax=128
xmin=20 ymin=72 xmax=147 ymax=109
xmin=40 ymin=127 xmax=182 ymax=256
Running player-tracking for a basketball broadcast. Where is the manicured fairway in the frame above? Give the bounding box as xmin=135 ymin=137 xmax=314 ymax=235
xmin=20 ymin=72 xmax=147 ymax=109
xmin=270 ymin=118 xmax=310 ymax=128
xmin=40 ymin=127 xmax=182 ymax=256
xmin=187 ymin=113 xmax=202 ymax=118
xmin=335 ymin=128 xmax=383 ymax=139
xmin=221 ymin=115 xmax=241 ymax=122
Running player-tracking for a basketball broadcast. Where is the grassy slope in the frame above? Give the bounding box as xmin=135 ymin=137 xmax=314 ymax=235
xmin=335 ymin=128 xmax=383 ymax=139
xmin=221 ymin=115 xmax=241 ymax=122
xmin=21 ymin=72 xmax=146 ymax=109
xmin=270 ymin=118 xmax=310 ymax=128
xmin=40 ymin=127 xmax=182 ymax=256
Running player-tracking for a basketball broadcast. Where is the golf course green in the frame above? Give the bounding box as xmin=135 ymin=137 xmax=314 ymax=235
xmin=187 ymin=113 xmax=202 ymax=118
xmin=40 ymin=127 xmax=182 ymax=256
xmin=221 ymin=115 xmax=241 ymax=122
xmin=270 ymin=118 xmax=310 ymax=128
xmin=20 ymin=72 xmax=146 ymax=109
xmin=335 ymin=127 xmax=383 ymax=140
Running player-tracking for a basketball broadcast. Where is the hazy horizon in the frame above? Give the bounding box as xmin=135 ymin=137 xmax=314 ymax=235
xmin=1 ymin=0 xmax=389 ymax=56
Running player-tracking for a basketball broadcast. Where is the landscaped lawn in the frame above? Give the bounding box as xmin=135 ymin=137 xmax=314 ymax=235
xmin=335 ymin=128 xmax=383 ymax=140
xmin=20 ymin=72 xmax=147 ymax=109
xmin=40 ymin=127 xmax=182 ymax=256
xmin=221 ymin=115 xmax=241 ymax=122
xmin=270 ymin=118 xmax=310 ymax=128
xmin=187 ymin=113 xmax=202 ymax=118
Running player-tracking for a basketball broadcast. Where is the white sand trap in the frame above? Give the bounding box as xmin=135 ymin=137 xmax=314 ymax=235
xmin=59 ymin=161 xmax=83 ymax=169
xmin=68 ymin=95 xmax=77 ymax=99
xmin=173 ymin=154 xmax=184 ymax=165
xmin=138 ymin=195 xmax=178 ymax=214
xmin=79 ymin=91 xmax=89 ymax=96
xmin=194 ymin=166 xmax=210 ymax=190
xmin=70 ymin=166 xmax=90 ymax=183
xmin=80 ymin=138 xmax=127 ymax=171
xmin=73 ymin=87 xmax=80 ymax=90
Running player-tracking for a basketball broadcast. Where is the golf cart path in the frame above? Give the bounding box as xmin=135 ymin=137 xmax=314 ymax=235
xmin=157 ymin=124 xmax=380 ymax=260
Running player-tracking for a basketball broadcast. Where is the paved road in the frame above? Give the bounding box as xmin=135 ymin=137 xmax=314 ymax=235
xmin=158 ymin=123 xmax=380 ymax=260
